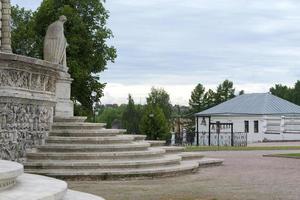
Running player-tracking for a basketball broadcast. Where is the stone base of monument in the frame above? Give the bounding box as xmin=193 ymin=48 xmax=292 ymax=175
xmin=0 ymin=160 xmax=105 ymax=200
xmin=24 ymin=117 xmax=223 ymax=180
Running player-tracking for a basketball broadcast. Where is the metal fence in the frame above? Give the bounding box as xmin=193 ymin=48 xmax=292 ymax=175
xmin=198 ymin=131 xmax=248 ymax=146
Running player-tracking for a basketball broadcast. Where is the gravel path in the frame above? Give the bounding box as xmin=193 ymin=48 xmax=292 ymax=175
xmin=68 ymin=150 xmax=300 ymax=200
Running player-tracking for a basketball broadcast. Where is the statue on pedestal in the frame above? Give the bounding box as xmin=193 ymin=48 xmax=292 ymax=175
xmin=44 ymin=15 xmax=68 ymax=68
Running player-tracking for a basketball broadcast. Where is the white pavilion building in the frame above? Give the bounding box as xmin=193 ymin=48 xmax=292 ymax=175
xmin=195 ymin=93 xmax=300 ymax=144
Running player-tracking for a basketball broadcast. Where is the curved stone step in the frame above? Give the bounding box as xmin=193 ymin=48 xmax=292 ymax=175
xmin=26 ymin=148 xmax=166 ymax=160
xmin=24 ymin=155 xmax=182 ymax=170
xmin=52 ymin=122 xmax=106 ymax=130
xmin=179 ymin=152 xmax=205 ymax=160
xmin=24 ymin=160 xmax=200 ymax=181
xmin=158 ymin=146 xmax=185 ymax=153
xmin=49 ymin=129 xmax=125 ymax=137
xmin=198 ymin=158 xmax=224 ymax=167
xmin=46 ymin=135 xmax=135 ymax=144
xmin=64 ymin=190 xmax=105 ymax=200
xmin=54 ymin=116 xmax=87 ymax=123
xmin=35 ymin=142 xmax=151 ymax=152
xmin=0 ymin=173 xmax=67 ymax=200
xmin=131 ymin=134 xmax=147 ymax=141
xmin=147 ymin=140 xmax=166 ymax=147
xmin=0 ymin=161 xmax=23 ymax=190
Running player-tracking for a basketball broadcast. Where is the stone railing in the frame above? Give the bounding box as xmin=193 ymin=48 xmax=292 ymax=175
xmin=0 ymin=52 xmax=62 ymax=161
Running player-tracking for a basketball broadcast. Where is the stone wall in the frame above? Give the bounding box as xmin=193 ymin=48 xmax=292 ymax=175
xmin=0 ymin=53 xmax=62 ymax=161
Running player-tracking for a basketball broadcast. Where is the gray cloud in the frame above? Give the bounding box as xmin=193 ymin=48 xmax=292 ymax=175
xmin=11 ymin=0 xmax=300 ymax=104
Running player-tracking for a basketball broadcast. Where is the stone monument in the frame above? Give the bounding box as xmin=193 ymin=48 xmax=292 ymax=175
xmin=44 ymin=15 xmax=74 ymax=118
xmin=0 ymin=1 xmax=61 ymax=161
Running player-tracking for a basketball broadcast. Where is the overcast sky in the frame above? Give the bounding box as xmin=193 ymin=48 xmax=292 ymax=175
xmin=11 ymin=0 xmax=300 ymax=105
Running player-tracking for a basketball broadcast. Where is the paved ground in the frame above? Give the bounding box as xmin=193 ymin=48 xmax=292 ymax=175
xmin=68 ymin=150 xmax=300 ymax=200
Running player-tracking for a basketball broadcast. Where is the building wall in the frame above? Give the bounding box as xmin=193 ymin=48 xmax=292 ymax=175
xmin=196 ymin=114 xmax=300 ymax=144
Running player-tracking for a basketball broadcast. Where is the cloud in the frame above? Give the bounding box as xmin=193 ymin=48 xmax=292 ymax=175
xmin=11 ymin=0 xmax=300 ymax=105
xmin=12 ymin=0 xmax=41 ymax=10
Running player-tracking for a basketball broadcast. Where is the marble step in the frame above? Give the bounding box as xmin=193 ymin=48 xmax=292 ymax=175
xmin=35 ymin=142 xmax=151 ymax=152
xmin=46 ymin=135 xmax=135 ymax=144
xmin=24 ymin=155 xmax=182 ymax=170
xmin=0 ymin=161 xmax=23 ymax=190
xmin=64 ymin=190 xmax=105 ymax=200
xmin=26 ymin=148 xmax=166 ymax=160
xmin=131 ymin=134 xmax=147 ymax=141
xmin=179 ymin=152 xmax=205 ymax=160
xmin=52 ymin=122 xmax=106 ymax=130
xmin=147 ymin=140 xmax=166 ymax=147
xmin=54 ymin=116 xmax=87 ymax=123
xmin=0 ymin=173 xmax=67 ymax=200
xmin=198 ymin=158 xmax=224 ymax=167
xmin=49 ymin=129 xmax=125 ymax=137
xmin=158 ymin=146 xmax=185 ymax=153
xmin=24 ymin=160 xmax=200 ymax=181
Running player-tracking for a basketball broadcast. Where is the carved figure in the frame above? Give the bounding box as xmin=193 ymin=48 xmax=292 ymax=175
xmin=44 ymin=15 xmax=68 ymax=68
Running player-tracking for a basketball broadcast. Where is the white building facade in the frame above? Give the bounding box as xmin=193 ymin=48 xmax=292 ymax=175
xmin=195 ymin=93 xmax=300 ymax=145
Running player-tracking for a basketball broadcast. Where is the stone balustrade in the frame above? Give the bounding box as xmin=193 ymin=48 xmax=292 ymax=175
xmin=0 ymin=52 xmax=63 ymax=161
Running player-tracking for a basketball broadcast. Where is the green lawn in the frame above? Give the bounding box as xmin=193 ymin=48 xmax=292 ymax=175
xmin=185 ymin=146 xmax=300 ymax=152
xmin=264 ymin=153 xmax=300 ymax=159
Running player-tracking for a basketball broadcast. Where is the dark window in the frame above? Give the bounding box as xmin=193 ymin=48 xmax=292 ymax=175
xmin=244 ymin=121 xmax=249 ymax=133
xmin=254 ymin=120 xmax=259 ymax=133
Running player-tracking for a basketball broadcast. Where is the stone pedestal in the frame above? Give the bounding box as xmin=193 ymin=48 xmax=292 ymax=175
xmin=55 ymin=69 xmax=74 ymax=118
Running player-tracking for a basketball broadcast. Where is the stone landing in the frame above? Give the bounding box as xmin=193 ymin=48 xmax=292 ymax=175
xmin=0 ymin=160 xmax=105 ymax=200
xmin=24 ymin=117 xmax=223 ymax=180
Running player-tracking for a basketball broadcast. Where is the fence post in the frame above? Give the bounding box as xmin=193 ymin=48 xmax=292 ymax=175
xmin=208 ymin=117 xmax=211 ymax=146
xmin=196 ymin=116 xmax=199 ymax=146
xmin=231 ymin=123 xmax=234 ymax=147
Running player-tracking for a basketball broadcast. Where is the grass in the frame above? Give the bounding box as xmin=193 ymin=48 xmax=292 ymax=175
xmin=263 ymin=153 xmax=300 ymax=159
xmin=185 ymin=146 xmax=300 ymax=152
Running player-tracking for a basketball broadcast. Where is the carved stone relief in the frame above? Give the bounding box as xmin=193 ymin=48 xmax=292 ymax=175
xmin=0 ymin=103 xmax=53 ymax=161
xmin=0 ymin=68 xmax=56 ymax=93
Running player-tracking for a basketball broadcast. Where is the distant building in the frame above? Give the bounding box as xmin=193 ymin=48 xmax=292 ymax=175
xmin=195 ymin=93 xmax=300 ymax=144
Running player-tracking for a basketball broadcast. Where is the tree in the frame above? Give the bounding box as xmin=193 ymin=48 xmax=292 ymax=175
xmin=139 ymin=105 xmax=169 ymax=140
xmin=189 ymin=83 xmax=206 ymax=113
xmin=293 ymin=81 xmax=300 ymax=105
xmin=96 ymin=105 xmax=125 ymax=128
xmin=11 ymin=6 xmax=39 ymax=57
xmin=202 ymin=89 xmax=216 ymax=109
xmin=239 ymin=90 xmax=245 ymax=95
xmin=270 ymin=84 xmax=293 ymax=102
xmin=146 ymin=87 xmax=172 ymax=121
xmin=11 ymin=1 xmax=117 ymax=115
xmin=215 ymin=80 xmax=235 ymax=104
xmin=122 ymin=94 xmax=140 ymax=134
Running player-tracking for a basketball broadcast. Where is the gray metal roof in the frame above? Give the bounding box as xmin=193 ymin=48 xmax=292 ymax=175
xmin=196 ymin=93 xmax=300 ymax=116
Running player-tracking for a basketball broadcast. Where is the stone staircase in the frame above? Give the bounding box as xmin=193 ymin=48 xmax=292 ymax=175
xmin=0 ymin=160 xmax=105 ymax=200
xmin=24 ymin=117 xmax=223 ymax=180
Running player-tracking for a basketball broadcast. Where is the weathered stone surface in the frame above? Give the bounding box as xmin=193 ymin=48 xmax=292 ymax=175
xmin=0 ymin=160 xmax=23 ymax=190
xmin=0 ymin=52 xmax=62 ymax=161
xmin=0 ymin=160 xmax=106 ymax=200
xmin=25 ymin=119 xmax=223 ymax=180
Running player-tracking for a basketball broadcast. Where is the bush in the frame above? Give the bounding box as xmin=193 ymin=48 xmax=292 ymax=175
xmin=140 ymin=105 xmax=169 ymax=140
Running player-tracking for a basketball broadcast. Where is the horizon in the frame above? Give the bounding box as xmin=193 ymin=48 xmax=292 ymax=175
xmin=11 ymin=0 xmax=299 ymax=106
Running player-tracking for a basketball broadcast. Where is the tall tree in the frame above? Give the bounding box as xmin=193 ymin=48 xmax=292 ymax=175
xmin=189 ymin=83 xmax=206 ymax=113
xmin=293 ymin=81 xmax=300 ymax=105
xmin=203 ymin=89 xmax=216 ymax=109
xmin=122 ymin=94 xmax=140 ymax=134
xmin=139 ymin=105 xmax=169 ymax=140
xmin=215 ymin=80 xmax=235 ymax=104
xmin=146 ymin=87 xmax=172 ymax=121
xmin=11 ymin=1 xmax=117 ymax=115
xmin=270 ymin=84 xmax=293 ymax=102
xmin=11 ymin=6 xmax=38 ymax=57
